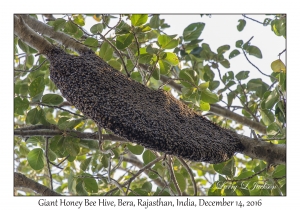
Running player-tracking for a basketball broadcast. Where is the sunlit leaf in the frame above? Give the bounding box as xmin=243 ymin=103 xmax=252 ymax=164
xmin=127 ymin=144 xmax=144 ymax=155
xmin=271 ymin=59 xmax=286 ymax=73
xmin=201 ymin=89 xmax=219 ymax=103
xmin=116 ymin=33 xmax=134 ymax=50
xmin=42 ymin=94 xmax=63 ymax=106
xmin=27 ymin=148 xmax=44 ymax=170
xmin=158 ymin=35 xmax=179 ymax=49
xmin=90 ymin=23 xmax=104 ymax=34
xmin=142 ymin=150 xmax=156 ymax=165
xmin=131 ymin=14 xmax=148 ymax=26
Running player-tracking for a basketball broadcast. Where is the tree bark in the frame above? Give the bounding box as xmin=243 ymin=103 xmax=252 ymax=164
xmin=14 ymin=172 xmax=61 ymax=196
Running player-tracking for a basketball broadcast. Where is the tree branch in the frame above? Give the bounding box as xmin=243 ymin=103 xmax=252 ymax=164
xmin=160 ymin=74 xmax=267 ymax=134
xmin=14 ymin=172 xmax=61 ymax=196
xmin=18 ymin=14 xmax=89 ymax=53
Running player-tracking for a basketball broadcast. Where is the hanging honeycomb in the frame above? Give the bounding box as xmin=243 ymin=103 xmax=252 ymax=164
xmin=45 ymin=47 xmax=244 ymax=164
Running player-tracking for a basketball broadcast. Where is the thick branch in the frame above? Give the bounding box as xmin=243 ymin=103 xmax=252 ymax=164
xmin=14 ymin=15 xmax=53 ymax=53
xmin=237 ymin=133 xmax=285 ymax=165
xmin=14 ymin=128 xmax=128 ymax=142
xmin=160 ymin=75 xmax=267 ymax=134
xmin=14 ymin=172 xmax=61 ymax=196
xmin=14 ymin=128 xmax=286 ymax=165
xmin=17 ymin=14 xmax=90 ymax=53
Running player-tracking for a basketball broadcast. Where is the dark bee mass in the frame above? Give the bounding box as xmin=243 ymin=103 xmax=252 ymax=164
xmin=46 ymin=47 xmax=244 ymax=164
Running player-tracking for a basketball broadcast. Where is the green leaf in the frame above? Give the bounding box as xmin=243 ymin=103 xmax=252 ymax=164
xmin=127 ymin=144 xmax=144 ymax=155
xmin=217 ymin=45 xmax=230 ymax=54
xmin=73 ymin=14 xmax=85 ymax=26
xmin=58 ymin=119 xmax=83 ymax=130
xmin=90 ymin=23 xmax=104 ymax=34
xmin=213 ymin=159 xmax=235 ymax=177
xmin=108 ymin=60 xmax=122 ymax=70
xmin=201 ymin=89 xmax=219 ymax=103
xmin=247 ymin=46 xmax=262 ymax=58
xmin=26 ymin=54 xmax=34 ymax=68
xmin=158 ymin=60 xmax=171 ymax=75
xmin=273 ymin=165 xmax=286 ymax=178
xmin=68 ymin=171 xmax=76 ymax=194
xmin=65 ymin=21 xmax=78 ymax=34
xmin=152 ymin=67 xmax=160 ymax=80
xmin=237 ymin=19 xmax=246 ymax=31
xmin=199 ymin=100 xmax=210 ymax=111
xmin=80 ymin=157 xmax=92 ymax=171
xmin=199 ymin=82 xmax=209 ymax=90
xmin=73 ymin=29 xmax=83 ymax=39
xmin=163 ymin=52 xmax=179 ymax=66
xmin=99 ymin=41 xmax=113 ymax=61
xmin=53 ymin=18 xmax=66 ymax=31
xmin=101 ymin=155 xmax=109 ymax=168
xmin=179 ymin=69 xmax=197 ymax=87
xmin=26 ymin=136 xmax=44 ymax=145
xmin=29 ymin=76 xmax=45 ymax=98
xmin=175 ymin=173 xmax=186 ymax=191
xmin=219 ymin=59 xmax=230 ymax=68
xmin=265 ymin=89 xmax=279 ymax=109
xmin=18 ymin=39 xmax=29 ymax=53
xmin=247 ymin=79 xmax=269 ymax=98
xmin=236 ymin=171 xmax=255 ymax=180
xmin=271 ymin=59 xmax=286 ymax=73
xmin=64 ymin=136 xmax=80 ymax=156
xmin=149 ymin=15 xmax=160 ymax=28
xmin=26 ymin=108 xmax=40 ymax=125
xmin=142 ymin=150 xmax=156 ymax=165
xmin=115 ymin=20 xmax=131 ymax=34
xmin=229 ymin=49 xmax=240 ymax=59
xmin=49 ymin=135 xmax=64 ymax=152
xmin=129 ymin=188 xmax=149 ymax=196
xmin=84 ymin=37 xmax=98 ymax=47
xmin=157 ymin=35 xmax=179 ymax=49
xmin=116 ymin=33 xmax=134 ymax=50
xmin=236 ymin=40 xmax=243 ymax=48
xmin=83 ymin=176 xmax=98 ymax=193
xmin=76 ymin=180 xmax=88 ymax=195
xmin=131 ymin=14 xmax=148 ymax=26
xmin=235 ymin=71 xmax=250 ymax=80
xmin=142 ymin=182 xmax=152 ymax=193
xmin=259 ymin=109 xmax=275 ymax=126
xmin=42 ymin=94 xmax=63 ymax=106
xmin=27 ymin=148 xmax=45 ymax=170
xmin=209 ymin=81 xmax=220 ymax=91
xmin=14 ymin=97 xmax=29 ymax=115
xmin=183 ymin=22 xmax=205 ymax=41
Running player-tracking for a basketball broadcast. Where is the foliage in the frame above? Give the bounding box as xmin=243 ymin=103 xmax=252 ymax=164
xmin=14 ymin=14 xmax=286 ymax=196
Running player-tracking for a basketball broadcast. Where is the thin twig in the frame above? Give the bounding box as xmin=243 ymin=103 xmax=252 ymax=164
xmin=104 ymin=15 xmax=122 ymax=37
xmin=167 ymin=156 xmax=182 ymax=196
xmin=278 ymin=49 xmax=286 ymax=59
xmin=35 ymin=102 xmax=85 ymax=118
xmin=178 ymin=157 xmax=197 ymax=196
xmin=14 ymin=59 xmax=47 ymax=73
xmin=229 ymin=166 xmax=267 ymax=182
xmin=242 ymin=49 xmax=277 ymax=81
xmin=242 ymin=15 xmax=264 ymax=25
xmin=45 ymin=137 xmax=53 ymax=190
xmin=98 ymin=33 xmax=130 ymax=77
xmin=130 ymin=31 xmax=140 ymax=74
xmin=105 ymin=155 xmax=164 ymax=195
